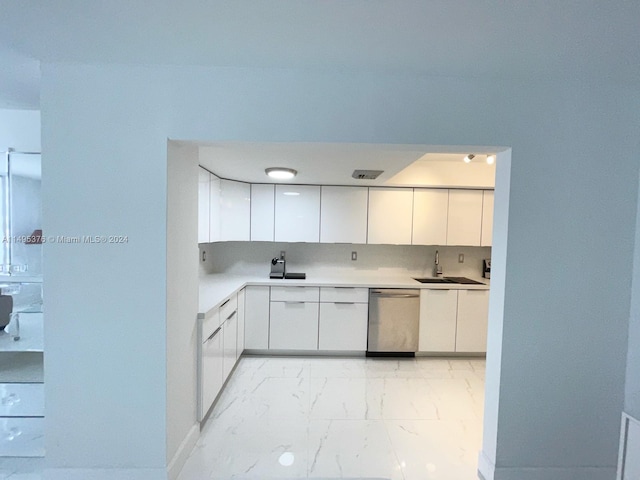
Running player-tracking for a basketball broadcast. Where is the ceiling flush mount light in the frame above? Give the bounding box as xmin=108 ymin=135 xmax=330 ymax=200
xmin=463 ymin=154 xmax=475 ymax=163
xmin=265 ymin=167 xmax=297 ymax=180
xmin=486 ymin=155 xmax=496 ymax=165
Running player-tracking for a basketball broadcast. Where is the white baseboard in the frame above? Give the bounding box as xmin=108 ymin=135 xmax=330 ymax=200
xmin=618 ymin=412 xmax=640 ymax=480
xmin=477 ymin=450 xmax=615 ymax=480
xmin=42 ymin=424 xmax=200 ymax=480
xmin=167 ymin=423 xmax=199 ymax=480
xmin=43 ymin=467 xmax=168 ymax=480
xmin=477 ymin=450 xmax=495 ymax=480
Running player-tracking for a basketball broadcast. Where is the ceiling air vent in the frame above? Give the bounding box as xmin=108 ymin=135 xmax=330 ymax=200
xmin=352 ymin=169 xmax=383 ymax=180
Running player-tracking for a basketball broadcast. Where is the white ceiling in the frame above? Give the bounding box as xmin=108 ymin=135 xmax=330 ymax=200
xmin=197 ymin=142 xmax=497 ymax=187
xmin=1 ymin=1 xmax=639 ymax=109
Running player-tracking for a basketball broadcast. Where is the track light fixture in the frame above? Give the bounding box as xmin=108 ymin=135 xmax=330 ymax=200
xmin=463 ymin=154 xmax=496 ymax=164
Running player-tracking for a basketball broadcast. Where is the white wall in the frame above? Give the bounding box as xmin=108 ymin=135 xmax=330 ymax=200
xmin=625 ymin=171 xmax=640 ymax=420
xmin=40 ymin=63 xmax=640 ymax=480
xmin=41 ymin=66 xmax=169 ymax=480
xmin=166 ymin=142 xmax=200 ymax=477
xmin=0 ymin=109 xmax=40 ymax=152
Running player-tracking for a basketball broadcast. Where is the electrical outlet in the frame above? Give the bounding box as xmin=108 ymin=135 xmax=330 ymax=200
xmin=202 ymin=249 xmax=206 ymax=262
xmin=280 ymin=250 xmax=286 ymax=258
xmin=458 ymin=253 xmax=464 ymax=263
xmin=351 ymin=251 xmax=357 ymax=261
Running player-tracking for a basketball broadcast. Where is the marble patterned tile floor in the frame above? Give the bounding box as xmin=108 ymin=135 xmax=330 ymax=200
xmin=178 ymin=356 xmax=485 ymax=480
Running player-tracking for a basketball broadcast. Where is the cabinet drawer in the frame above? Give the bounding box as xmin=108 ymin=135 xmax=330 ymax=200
xmin=318 ymin=303 xmax=368 ymax=351
xmin=0 ymin=383 xmax=44 ymax=417
xmin=269 ymin=302 xmax=319 ymax=350
xmin=270 ymin=286 xmax=319 ymax=302
xmin=219 ymin=294 xmax=238 ymax=324
xmin=0 ymin=417 xmax=44 ymax=457
xmin=320 ymin=287 xmax=368 ymax=303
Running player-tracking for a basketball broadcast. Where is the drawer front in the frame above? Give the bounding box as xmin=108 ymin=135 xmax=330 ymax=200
xmin=319 ymin=287 xmax=368 ymax=303
xmin=219 ymin=294 xmax=238 ymax=323
xmin=0 ymin=417 xmax=44 ymax=457
xmin=270 ymin=286 xmax=320 ymax=302
xmin=0 ymin=383 xmax=44 ymax=417
xmin=202 ymin=309 xmax=220 ymax=342
xmin=318 ymin=303 xmax=368 ymax=351
xmin=269 ymin=302 xmax=319 ymax=350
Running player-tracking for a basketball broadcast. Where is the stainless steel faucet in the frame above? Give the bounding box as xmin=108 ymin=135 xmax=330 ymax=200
xmin=433 ymin=250 xmax=443 ymax=277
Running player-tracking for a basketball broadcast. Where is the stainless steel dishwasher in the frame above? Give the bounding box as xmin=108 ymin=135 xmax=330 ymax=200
xmin=367 ymin=289 xmax=420 ymax=356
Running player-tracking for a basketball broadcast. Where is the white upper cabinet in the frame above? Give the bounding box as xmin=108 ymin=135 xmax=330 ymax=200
xmin=274 ymin=185 xmax=320 ymax=243
xmin=447 ymin=189 xmax=483 ymax=246
xmin=198 ymin=167 xmax=210 ymax=244
xmin=250 ymin=184 xmax=275 ymax=241
xmin=481 ymin=190 xmax=494 ymax=247
xmin=412 ymin=189 xmax=449 ymax=245
xmin=219 ymin=180 xmax=251 ymax=241
xmin=367 ymin=188 xmax=413 ymax=245
xmin=320 ymin=186 xmax=368 ymax=244
xmin=209 ymin=174 xmax=221 ymax=242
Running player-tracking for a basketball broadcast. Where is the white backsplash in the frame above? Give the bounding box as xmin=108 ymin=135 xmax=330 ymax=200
xmin=199 ymin=242 xmax=491 ymax=279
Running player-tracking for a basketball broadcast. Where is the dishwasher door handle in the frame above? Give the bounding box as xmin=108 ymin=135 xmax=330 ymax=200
xmin=371 ymin=292 xmax=419 ymax=298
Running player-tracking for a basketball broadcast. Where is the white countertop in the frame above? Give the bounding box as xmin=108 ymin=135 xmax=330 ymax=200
xmin=199 ymin=272 xmax=490 ymax=320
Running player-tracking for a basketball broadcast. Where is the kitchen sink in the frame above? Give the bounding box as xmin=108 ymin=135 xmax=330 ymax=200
xmin=414 ymin=276 xmax=485 ymax=285
xmin=413 ymin=278 xmax=455 ymax=284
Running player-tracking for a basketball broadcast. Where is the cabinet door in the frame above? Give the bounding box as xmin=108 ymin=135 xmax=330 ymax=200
xmin=0 ymin=417 xmax=44 ymax=456
xmin=237 ymin=288 xmax=246 ymax=357
xmin=455 ymin=289 xmax=489 ymax=353
xmin=318 ymin=302 xmax=368 ymax=351
xmin=367 ymin=188 xmax=413 ymax=244
xmin=447 ymin=189 xmax=483 ymax=246
xmin=418 ymin=289 xmax=458 ymax=352
xmin=222 ymin=312 xmax=238 ymax=379
xmin=320 ymin=186 xmax=368 ymax=243
xmin=198 ymin=167 xmax=210 ymax=243
xmin=209 ymin=174 xmax=221 ymax=242
xmin=219 ymin=180 xmax=251 ymax=241
xmin=412 ymin=189 xmax=449 ymax=245
xmin=244 ymin=286 xmax=270 ymax=349
xmin=0 ymin=384 xmax=44 ymax=417
xmin=274 ymin=185 xmax=321 ymax=242
xmin=269 ymin=301 xmax=319 ymax=350
xmin=250 ymin=184 xmax=275 ymax=241
xmin=481 ymin=190 xmax=494 ymax=247
xmin=201 ymin=326 xmax=223 ymax=420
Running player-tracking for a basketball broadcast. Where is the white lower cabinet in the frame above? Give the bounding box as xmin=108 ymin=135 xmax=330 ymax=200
xmin=418 ymin=288 xmax=489 ymax=354
xmin=222 ymin=310 xmax=238 ymax=379
xmin=318 ymin=287 xmax=368 ymax=351
xmin=269 ymin=301 xmax=319 ymax=351
xmin=200 ymin=324 xmax=223 ymax=420
xmin=455 ymin=289 xmax=489 ymax=353
xmin=0 ymin=383 xmax=45 ymax=457
xmin=418 ymin=289 xmax=458 ymax=352
xmin=318 ymin=303 xmax=368 ymax=351
xmin=0 ymin=417 xmax=44 ymax=457
xmin=237 ymin=288 xmax=246 ymax=358
xmin=244 ymin=286 xmax=271 ymax=349
xmin=0 ymin=383 xmax=44 ymax=417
